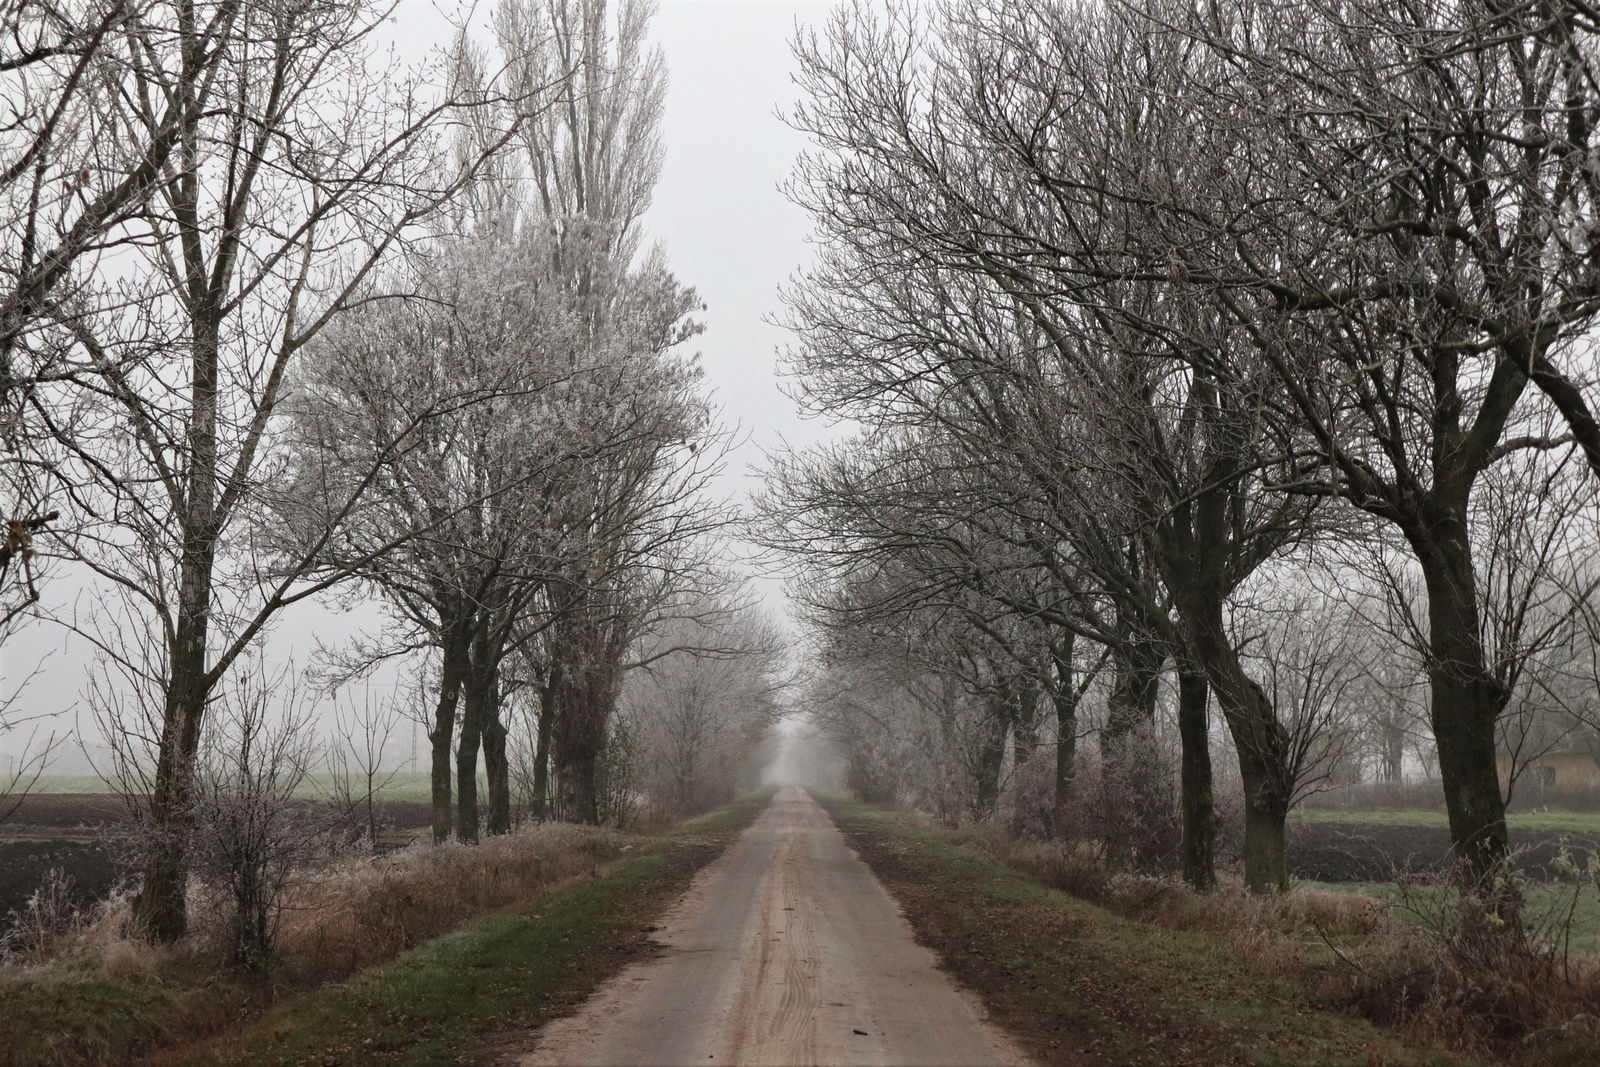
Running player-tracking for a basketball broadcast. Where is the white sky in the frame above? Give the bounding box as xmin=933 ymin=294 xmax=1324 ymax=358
xmin=644 ymin=0 xmax=835 ymax=599
xmin=1 ymin=0 xmax=835 ymax=767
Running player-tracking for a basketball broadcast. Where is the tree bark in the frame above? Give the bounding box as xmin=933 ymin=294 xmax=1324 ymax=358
xmin=1177 ymin=662 xmax=1216 ymax=891
xmin=555 ymin=678 xmax=607 ymax=825
xmin=1150 ymin=404 xmax=1292 ymax=893
xmin=551 ymin=604 xmax=627 ymax=825
xmin=531 ymin=665 xmax=558 ymax=820
xmin=1240 ymin=761 xmax=1289 ymax=890
xmin=1105 ymin=626 xmax=1162 ymax=742
xmin=482 ymin=666 xmax=511 ymax=835
xmin=1051 ymin=629 xmax=1078 ymax=833
xmin=971 ymin=705 xmax=1009 ymax=820
xmin=1102 ymin=617 xmax=1162 ymax=865
xmin=129 ymin=301 xmax=222 ymax=941
xmin=456 ymin=662 xmax=485 ymax=845
xmin=428 ymin=615 xmax=471 ymax=844
xmin=1189 ymin=604 xmax=1291 ymax=892
xmin=130 ymin=602 xmax=210 ymax=941
xmin=1413 ymin=517 xmax=1510 ymax=881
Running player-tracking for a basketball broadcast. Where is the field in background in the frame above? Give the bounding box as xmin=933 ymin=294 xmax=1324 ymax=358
xmin=1296 ymin=879 xmax=1600 ymax=955
xmin=0 ymin=791 xmax=436 ymax=936
xmin=1291 ymin=808 xmax=1600 ymax=831
xmin=21 ymin=772 xmax=439 ymax=803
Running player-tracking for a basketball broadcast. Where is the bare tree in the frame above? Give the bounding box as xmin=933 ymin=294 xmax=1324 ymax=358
xmin=325 ymin=687 xmax=403 ymax=849
xmin=187 ymin=657 xmax=321 ymax=972
xmin=0 ymin=2 xmax=188 ymax=588
xmin=43 ymin=2 xmax=529 ymax=941
xmin=493 ymin=0 xmax=734 ymax=827
xmin=624 ymin=605 xmax=787 ymax=815
xmin=1115 ymin=0 xmax=1600 ymax=883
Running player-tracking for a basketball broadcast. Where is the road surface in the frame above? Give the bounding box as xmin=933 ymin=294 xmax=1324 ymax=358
xmin=517 ymin=786 xmax=1028 ymax=1066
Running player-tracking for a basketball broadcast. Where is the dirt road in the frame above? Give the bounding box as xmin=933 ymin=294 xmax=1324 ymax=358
xmin=517 ymin=786 xmax=1028 ymax=1066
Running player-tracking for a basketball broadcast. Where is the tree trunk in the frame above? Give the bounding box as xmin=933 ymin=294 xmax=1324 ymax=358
xmin=555 ymin=674 xmax=608 ymax=825
xmin=1105 ymin=628 xmax=1162 ymax=741
xmin=1180 ymin=600 xmax=1291 ymax=892
xmin=1414 ymin=522 xmax=1510 ymax=881
xmin=129 ymin=613 xmax=209 ymax=941
xmin=1155 ymin=469 xmax=1291 ymax=893
xmin=456 ymin=666 xmax=484 ymax=845
xmin=428 ymin=617 xmax=471 ymax=844
xmin=1381 ymin=716 xmax=1406 ymax=783
xmin=130 ymin=303 xmax=222 ymax=942
xmin=1240 ymin=760 xmax=1289 ymax=891
xmin=531 ymin=667 xmax=557 ymax=820
xmin=1177 ymin=662 xmax=1216 ymax=891
xmin=571 ymin=751 xmax=600 ymax=825
xmin=971 ymin=707 xmax=1009 ymax=820
xmin=482 ymin=667 xmax=511 ymax=835
xmin=1102 ymin=624 xmax=1162 ymax=865
xmin=551 ymin=606 xmax=627 ymax=826
xmin=1011 ymin=678 xmax=1040 ymax=765
xmin=1051 ymin=630 xmax=1078 ymax=833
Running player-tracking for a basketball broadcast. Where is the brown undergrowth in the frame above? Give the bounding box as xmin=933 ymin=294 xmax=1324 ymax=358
xmin=954 ymin=822 xmax=1600 ymax=1063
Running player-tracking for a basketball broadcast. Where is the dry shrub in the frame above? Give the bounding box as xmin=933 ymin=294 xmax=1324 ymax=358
xmin=1167 ymin=882 xmax=1384 ymax=937
xmin=1332 ymin=862 xmax=1600 ymax=1055
xmin=0 ymin=868 xmax=84 ymax=964
xmin=274 ymin=822 xmax=619 ymax=984
xmin=966 ymin=825 xmax=1382 ymax=936
xmin=1224 ymin=926 xmax=1305 ymax=978
xmin=964 ymin=825 xmax=1202 ymax=920
xmin=101 ymin=934 xmax=175 ymax=982
xmin=958 ymin=815 xmax=1600 ymax=1057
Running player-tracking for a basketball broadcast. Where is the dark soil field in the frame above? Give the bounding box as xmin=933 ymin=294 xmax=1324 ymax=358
xmin=0 ymin=795 xmax=132 ymax=930
xmin=1288 ymin=821 xmax=1600 ymax=881
xmin=0 ymin=794 xmax=435 ymax=937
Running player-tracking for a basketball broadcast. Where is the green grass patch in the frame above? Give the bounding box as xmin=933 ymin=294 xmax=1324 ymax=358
xmin=0 ymin=968 xmax=193 ymax=1067
xmin=822 ymin=796 xmax=1465 ymax=1067
xmin=1290 ymin=808 xmax=1600 ymax=832
xmin=161 ymin=847 xmax=680 ymax=1065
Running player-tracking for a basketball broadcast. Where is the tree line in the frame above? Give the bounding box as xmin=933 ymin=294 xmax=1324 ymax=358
xmin=0 ymin=0 xmax=778 ymax=950
xmin=761 ymin=0 xmax=1600 ymax=902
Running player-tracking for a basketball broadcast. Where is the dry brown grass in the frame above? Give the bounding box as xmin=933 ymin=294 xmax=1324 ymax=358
xmin=956 ymin=823 xmax=1600 ymax=1062
xmin=273 ymin=823 xmax=619 ymax=984
xmin=0 ymin=821 xmax=622 ymax=990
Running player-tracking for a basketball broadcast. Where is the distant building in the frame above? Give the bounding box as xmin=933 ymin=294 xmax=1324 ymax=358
xmin=1502 ymin=734 xmax=1600 ymax=792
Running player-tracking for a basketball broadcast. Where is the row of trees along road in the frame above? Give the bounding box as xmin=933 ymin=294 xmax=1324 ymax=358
xmin=0 ymin=0 xmax=748 ymax=946
xmin=761 ymin=0 xmax=1600 ymax=901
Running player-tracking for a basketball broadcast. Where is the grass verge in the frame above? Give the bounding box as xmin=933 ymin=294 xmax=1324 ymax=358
xmin=819 ymin=795 xmax=1464 ymax=1067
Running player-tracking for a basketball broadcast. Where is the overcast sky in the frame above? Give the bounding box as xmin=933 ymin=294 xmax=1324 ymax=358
xmin=1 ymin=0 xmax=833 ymax=763
xmin=643 ymin=0 xmax=835 ymax=610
